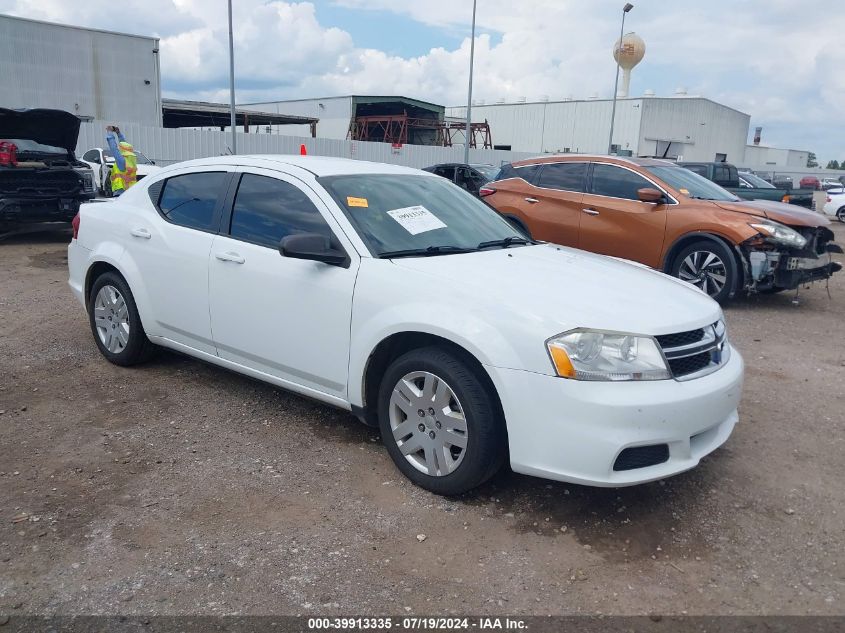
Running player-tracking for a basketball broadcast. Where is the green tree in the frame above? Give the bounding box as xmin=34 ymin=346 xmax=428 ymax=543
xmin=826 ymin=159 xmax=840 ymax=170
xmin=807 ymin=152 xmax=818 ymax=168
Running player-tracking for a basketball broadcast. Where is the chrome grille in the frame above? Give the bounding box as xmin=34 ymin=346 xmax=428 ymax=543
xmin=657 ymin=321 xmax=728 ymax=381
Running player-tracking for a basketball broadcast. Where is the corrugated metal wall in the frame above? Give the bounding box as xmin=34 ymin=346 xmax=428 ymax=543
xmin=77 ymin=120 xmax=535 ymax=169
xmin=241 ymin=97 xmax=353 ymax=139
xmin=638 ymin=98 xmax=750 ymax=163
xmin=744 ymin=145 xmax=809 ymax=168
xmin=448 ymin=99 xmax=643 ymax=155
xmin=0 ymin=15 xmax=162 ymax=126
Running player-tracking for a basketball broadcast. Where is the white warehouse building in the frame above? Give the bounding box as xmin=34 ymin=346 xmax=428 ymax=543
xmin=446 ymin=96 xmax=751 ymax=164
xmin=0 ymin=14 xmax=162 ymax=126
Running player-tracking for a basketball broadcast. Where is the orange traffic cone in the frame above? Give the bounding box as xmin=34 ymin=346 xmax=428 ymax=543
xmin=300 ymin=144 xmax=307 ymax=155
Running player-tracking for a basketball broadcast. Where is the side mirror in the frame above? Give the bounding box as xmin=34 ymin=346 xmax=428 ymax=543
xmin=637 ymin=187 xmax=665 ymax=204
xmin=279 ymin=233 xmax=348 ymax=267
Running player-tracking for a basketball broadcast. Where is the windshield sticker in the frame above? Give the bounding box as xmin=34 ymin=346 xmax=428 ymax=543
xmin=679 ymin=188 xmax=690 ymax=195
xmin=387 ymin=205 xmax=447 ymax=235
xmin=347 ymin=196 xmax=369 ymax=208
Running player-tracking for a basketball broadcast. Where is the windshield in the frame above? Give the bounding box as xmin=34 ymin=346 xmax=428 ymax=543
xmin=8 ymin=139 xmax=67 ymax=155
xmin=740 ymin=172 xmax=775 ymax=189
xmin=103 ymin=149 xmax=153 ymax=165
xmin=471 ymin=165 xmax=500 ymax=180
xmin=645 ymin=165 xmax=740 ymax=201
xmin=319 ymin=174 xmax=526 ymax=257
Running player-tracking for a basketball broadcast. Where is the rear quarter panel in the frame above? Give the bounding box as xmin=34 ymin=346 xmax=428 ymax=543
xmin=76 ymin=197 xmax=159 ymax=335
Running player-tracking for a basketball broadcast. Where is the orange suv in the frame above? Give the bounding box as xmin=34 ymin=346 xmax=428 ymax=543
xmin=482 ymin=156 xmax=842 ymax=302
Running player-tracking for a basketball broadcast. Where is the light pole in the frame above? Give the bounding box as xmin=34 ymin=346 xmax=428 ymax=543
xmin=464 ymin=0 xmax=478 ymax=165
xmin=607 ymin=2 xmax=633 ymax=155
xmin=227 ymin=0 xmax=237 ymax=154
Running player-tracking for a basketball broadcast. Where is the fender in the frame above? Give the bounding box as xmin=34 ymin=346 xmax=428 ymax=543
xmin=85 ymin=242 xmax=158 ymax=338
xmin=661 ymin=230 xmax=743 ymax=272
xmin=347 ymin=300 xmax=541 ymax=409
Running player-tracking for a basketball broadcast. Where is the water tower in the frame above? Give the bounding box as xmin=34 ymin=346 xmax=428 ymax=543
xmin=613 ymin=32 xmax=645 ymax=98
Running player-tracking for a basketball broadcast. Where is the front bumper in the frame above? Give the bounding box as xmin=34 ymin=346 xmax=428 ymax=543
xmin=0 ymin=195 xmax=92 ymax=228
xmin=486 ymin=347 xmax=743 ymax=487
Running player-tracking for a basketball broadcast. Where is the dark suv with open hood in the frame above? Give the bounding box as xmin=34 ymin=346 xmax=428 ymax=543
xmin=1 ymin=108 xmax=96 ymax=233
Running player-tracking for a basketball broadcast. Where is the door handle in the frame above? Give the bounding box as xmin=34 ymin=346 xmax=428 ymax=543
xmin=215 ymin=251 xmax=245 ymax=264
xmin=130 ymin=228 xmax=151 ymax=239
xmin=582 ymin=208 xmax=600 ymax=216
xmin=524 ymin=197 xmax=540 ymax=204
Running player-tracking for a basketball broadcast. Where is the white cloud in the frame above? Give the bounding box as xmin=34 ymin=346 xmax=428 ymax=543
xmin=1 ymin=0 xmax=844 ymax=159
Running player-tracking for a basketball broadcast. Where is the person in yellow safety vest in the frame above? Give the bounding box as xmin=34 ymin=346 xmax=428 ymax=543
xmin=105 ymin=125 xmax=137 ymax=197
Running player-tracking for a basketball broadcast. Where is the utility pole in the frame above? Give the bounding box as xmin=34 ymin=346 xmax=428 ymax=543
xmin=227 ymin=0 xmax=237 ymax=154
xmin=464 ymin=0 xmax=478 ymax=164
xmin=608 ymin=3 xmax=633 ymax=155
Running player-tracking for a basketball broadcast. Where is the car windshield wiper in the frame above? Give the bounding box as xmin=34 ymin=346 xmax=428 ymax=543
xmin=476 ymin=236 xmax=533 ymax=250
xmin=378 ymin=245 xmax=478 ymax=259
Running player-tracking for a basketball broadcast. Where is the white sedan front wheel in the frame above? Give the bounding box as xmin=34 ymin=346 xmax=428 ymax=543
xmin=378 ymin=346 xmax=506 ymax=495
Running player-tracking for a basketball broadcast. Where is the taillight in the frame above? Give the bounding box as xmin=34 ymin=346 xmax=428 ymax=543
xmin=71 ymin=212 xmax=80 ymax=240
xmin=479 ymin=186 xmax=496 ymax=197
xmin=827 ymin=196 xmax=832 ymax=203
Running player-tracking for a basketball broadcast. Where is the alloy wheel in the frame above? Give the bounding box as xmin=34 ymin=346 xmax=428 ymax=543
xmin=678 ymin=250 xmax=728 ymax=297
xmin=389 ymin=371 xmax=468 ymax=477
xmin=93 ymin=285 xmax=130 ymax=353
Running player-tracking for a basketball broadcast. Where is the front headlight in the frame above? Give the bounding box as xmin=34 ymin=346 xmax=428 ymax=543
xmin=546 ymin=329 xmax=671 ymax=381
xmin=749 ymin=221 xmax=807 ymax=249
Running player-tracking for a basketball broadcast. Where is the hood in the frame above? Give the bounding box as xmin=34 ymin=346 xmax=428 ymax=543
xmin=714 ymin=199 xmax=829 ymax=227
xmin=393 ymin=244 xmax=722 ymax=337
xmin=0 ymin=108 xmax=81 ymax=153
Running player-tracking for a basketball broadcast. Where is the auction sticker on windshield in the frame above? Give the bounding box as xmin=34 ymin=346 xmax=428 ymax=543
xmin=387 ymin=205 xmax=447 ymax=235
xmin=347 ymin=196 xmax=369 ymax=208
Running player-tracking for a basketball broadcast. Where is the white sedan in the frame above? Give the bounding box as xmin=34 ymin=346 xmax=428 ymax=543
xmin=68 ymin=155 xmax=743 ymax=495
xmin=823 ymin=187 xmax=845 ymax=221
xmin=79 ymin=147 xmax=161 ymax=196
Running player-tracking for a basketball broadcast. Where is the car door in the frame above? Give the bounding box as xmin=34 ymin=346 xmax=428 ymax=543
xmin=208 ymin=168 xmax=359 ymax=400
xmin=578 ymin=162 xmax=669 ymax=268
xmin=122 ymin=169 xmax=234 ymax=354
xmin=517 ymin=162 xmax=587 ymax=247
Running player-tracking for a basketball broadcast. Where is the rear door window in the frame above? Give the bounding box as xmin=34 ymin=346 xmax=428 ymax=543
xmin=433 ymin=166 xmax=456 ymax=181
xmin=683 ymin=164 xmax=708 ymax=177
xmin=536 ymin=162 xmax=587 ymax=192
xmin=157 ymin=172 xmax=229 ymax=232
xmin=589 ymin=164 xmax=653 ymax=201
xmin=713 ymin=164 xmax=737 ymax=186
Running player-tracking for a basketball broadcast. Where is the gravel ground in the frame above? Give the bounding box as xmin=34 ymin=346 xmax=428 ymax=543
xmin=0 ymin=225 xmax=843 ymax=616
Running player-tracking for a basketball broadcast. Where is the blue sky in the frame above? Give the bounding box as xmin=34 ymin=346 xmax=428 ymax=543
xmin=1 ymin=0 xmax=843 ymax=163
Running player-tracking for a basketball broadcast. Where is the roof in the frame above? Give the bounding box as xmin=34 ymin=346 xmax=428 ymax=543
xmin=162 ymin=99 xmax=318 ymax=129
xmin=450 ymin=96 xmax=751 ymax=118
xmin=242 ymin=95 xmax=444 ymax=115
xmin=157 ymin=155 xmax=427 ymax=178
xmin=0 ymin=13 xmax=158 ymax=42
xmin=512 ymin=154 xmax=675 ymax=168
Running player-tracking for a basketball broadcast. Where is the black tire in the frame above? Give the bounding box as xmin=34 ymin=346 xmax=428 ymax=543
xmin=837 ymin=207 xmax=845 ymax=223
xmin=377 ymin=346 xmax=506 ymax=496
xmin=669 ymin=239 xmax=739 ymax=304
xmin=87 ymin=271 xmax=155 ymax=366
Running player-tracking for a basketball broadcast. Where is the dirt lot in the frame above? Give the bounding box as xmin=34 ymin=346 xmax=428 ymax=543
xmin=0 ymin=225 xmax=843 ymax=617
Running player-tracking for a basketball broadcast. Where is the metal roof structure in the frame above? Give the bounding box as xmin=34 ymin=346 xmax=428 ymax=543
xmin=162 ymin=99 xmax=319 ymax=134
